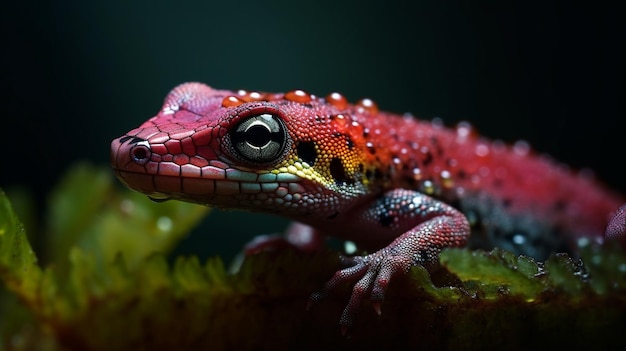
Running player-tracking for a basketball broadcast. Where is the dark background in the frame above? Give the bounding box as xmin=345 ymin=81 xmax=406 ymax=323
xmin=2 ymin=1 xmax=624 ymax=261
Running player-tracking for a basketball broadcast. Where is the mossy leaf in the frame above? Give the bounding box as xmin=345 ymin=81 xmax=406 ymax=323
xmin=440 ymin=247 xmax=545 ymax=300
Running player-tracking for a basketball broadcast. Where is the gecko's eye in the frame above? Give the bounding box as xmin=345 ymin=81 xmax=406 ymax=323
xmin=229 ymin=113 xmax=288 ymax=164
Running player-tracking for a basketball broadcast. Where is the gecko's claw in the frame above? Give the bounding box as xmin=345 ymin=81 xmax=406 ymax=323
xmin=372 ymin=301 xmax=382 ymax=315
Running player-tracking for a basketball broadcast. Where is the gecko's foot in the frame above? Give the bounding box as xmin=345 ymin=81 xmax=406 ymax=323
xmin=308 ymin=247 xmax=415 ymax=334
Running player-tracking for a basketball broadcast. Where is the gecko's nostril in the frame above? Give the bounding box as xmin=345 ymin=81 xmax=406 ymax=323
xmin=130 ymin=143 xmax=151 ymax=165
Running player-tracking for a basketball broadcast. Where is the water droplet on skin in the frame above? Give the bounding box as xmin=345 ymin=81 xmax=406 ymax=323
xmin=402 ymin=113 xmax=415 ymax=121
xmin=422 ymin=180 xmax=435 ymax=195
xmin=326 ymin=92 xmax=348 ymax=109
xmin=285 ymin=89 xmax=312 ymax=103
xmin=248 ymin=91 xmax=263 ymax=100
xmin=475 ymin=144 xmax=490 ymax=157
xmin=237 ymin=91 xmax=264 ymax=102
xmin=431 ymin=117 xmax=444 ymax=128
xmin=440 ymin=170 xmax=454 ymax=188
xmin=471 ymin=175 xmax=481 ymax=185
xmin=356 ymin=98 xmax=378 ymax=114
xmin=513 ymin=140 xmax=530 ymax=156
xmin=412 ymin=168 xmax=422 ymax=181
xmin=222 ymin=95 xmax=244 ymax=108
xmin=456 ymin=121 xmax=473 ymax=138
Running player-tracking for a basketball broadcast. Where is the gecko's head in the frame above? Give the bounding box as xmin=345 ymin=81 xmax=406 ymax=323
xmin=110 ymin=82 xmax=370 ymax=214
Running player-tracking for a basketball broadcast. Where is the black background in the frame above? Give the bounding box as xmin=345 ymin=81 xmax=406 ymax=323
xmin=2 ymin=1 xmax=624 ymax=260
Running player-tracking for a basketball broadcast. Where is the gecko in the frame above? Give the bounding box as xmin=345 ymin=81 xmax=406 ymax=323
xmin=110 ymin=82 xmax=625 ymax=331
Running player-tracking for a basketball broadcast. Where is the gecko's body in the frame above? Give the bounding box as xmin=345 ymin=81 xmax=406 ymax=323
xmin=110 ymin=82 xmax=624 ymax=329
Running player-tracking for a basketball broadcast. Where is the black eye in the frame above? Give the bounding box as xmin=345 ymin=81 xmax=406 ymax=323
xmin=230 ymin=113 xmax=288 ymax=164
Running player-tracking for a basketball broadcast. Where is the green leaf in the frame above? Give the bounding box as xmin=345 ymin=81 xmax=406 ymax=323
xmin=45 ymin=163 xmax=210 ymax=270
xmin=0 ymin=189 xmax=42 ymax=303
xmin=440 ymin=247 xmax=545 ymax=300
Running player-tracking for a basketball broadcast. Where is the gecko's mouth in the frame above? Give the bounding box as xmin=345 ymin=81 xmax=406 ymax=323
xmin=111 ymin=169 xmax=168 ymax=200
xmin=111 ymin=133 xmax=307 ymax=209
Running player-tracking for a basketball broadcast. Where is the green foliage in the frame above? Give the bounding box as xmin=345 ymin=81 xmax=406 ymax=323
xmin=1 ymin=163 xmax=625 ymax=350
xmin=44 ymin=163 xmax=209 ymax=270
xmin=440 ymin=244 xmax=626 ymax=301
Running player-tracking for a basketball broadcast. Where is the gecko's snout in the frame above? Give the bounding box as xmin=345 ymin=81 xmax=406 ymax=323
xmin=111 ymin=135 xmax=153 ymax=169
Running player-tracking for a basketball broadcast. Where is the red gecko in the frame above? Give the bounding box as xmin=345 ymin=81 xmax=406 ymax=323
xmin=110 ymin=82 xmax=625 ymax=331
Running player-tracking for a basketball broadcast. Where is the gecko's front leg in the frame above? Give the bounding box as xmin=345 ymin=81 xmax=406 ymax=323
xmin=309 ymin=189 xmax=470 ymax=333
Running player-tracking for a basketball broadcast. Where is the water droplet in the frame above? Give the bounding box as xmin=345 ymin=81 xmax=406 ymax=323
xmin=356 ymin=98 xmax=378 ymax=114
xmin=156 ymin=216 xmax=173 ymax=232
xmin=431 ymin=117 xmax=444 ymax=128
xmin=512 ymin=234 xmax=526 ymax=245
xmin=412 ymin=168 xmax=422 ymax=181
xmin=248 ymin=91 xmax=263 ymax=100
xmin=344 ymin=241 xmax=358 ymax=254
xmin=238 ymin=91 xmax=264 ymax=102
xmin=475 ymin=144 xmax=490 ymax=157
xmin=456 ymin=121 xmax=473 ymax=138
xmin=120 ymin=199 xmax=134 ymax=214
xmin=513 ymin=140 xmax=530 ymax=156
xmin=285 ymin=89 xmax=312 ymax=103
xmin=422 ymin=180 xmax=435 ymax=195
xmin=326 ymin=92 xmax=348 ymax=109
xmin=440 ymin=170 xmax=454 ymax=188
xmin=221 ymin=95 xmax=244 ymax=108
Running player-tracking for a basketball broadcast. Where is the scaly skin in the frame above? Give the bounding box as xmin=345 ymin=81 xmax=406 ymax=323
xmin=110 ymin=82 xmax=625 ymax=331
